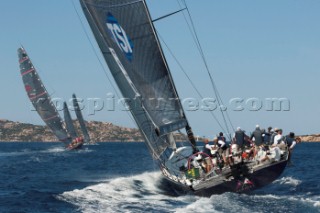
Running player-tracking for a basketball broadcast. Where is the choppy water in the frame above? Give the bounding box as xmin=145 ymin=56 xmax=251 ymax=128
xmin=0 ymin=142 xmax=319 ymax=213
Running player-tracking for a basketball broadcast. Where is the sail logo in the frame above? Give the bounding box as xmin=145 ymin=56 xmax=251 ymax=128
xmin=25 ymin=85 xmax=32 ymax=92
xmin=106 ymin=13 xmax=133 ymax=61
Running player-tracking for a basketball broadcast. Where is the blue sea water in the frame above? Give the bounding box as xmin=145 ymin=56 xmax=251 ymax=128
xmin=0 ymin=142 xmax=319 ymax=213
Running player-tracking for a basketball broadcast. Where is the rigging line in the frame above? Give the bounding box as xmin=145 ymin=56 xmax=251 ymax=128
xmin=182 ymin=0 xmax=235 ymax=133
xmin=152 ymin=8 xmax=186 ymax=22
xmin=177 ymin=3 xmax=228 ymax=106
xmin=157 ymin=32 xmax=227 ymax=134
xmin=71 ymin=0 xmax=136 ymax=125
xmin=212 ymin=82 xmax=235 ymax=131
xmin=176 ymin=3 xmax=229 ymax=131
xmin=178 ymin=0 xmax=234 ymax=135
xmin=179 ymin=1 xmax=230 ymax=134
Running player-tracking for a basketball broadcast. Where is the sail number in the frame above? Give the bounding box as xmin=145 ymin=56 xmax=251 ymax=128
xmin=106 ymin=13 xmax=133 ymax=61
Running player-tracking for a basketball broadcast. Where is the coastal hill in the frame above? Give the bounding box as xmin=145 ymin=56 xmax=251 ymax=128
xmin=0 ymin=119 xmax=186 ymax=142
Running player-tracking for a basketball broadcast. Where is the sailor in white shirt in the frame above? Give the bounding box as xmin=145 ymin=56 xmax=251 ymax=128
xmin=273 ymin=129 xmax=286 ymax=149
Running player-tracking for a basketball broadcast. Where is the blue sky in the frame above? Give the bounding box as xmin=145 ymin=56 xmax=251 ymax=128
xmin=0 ymin=0 xmax=319 ymax=138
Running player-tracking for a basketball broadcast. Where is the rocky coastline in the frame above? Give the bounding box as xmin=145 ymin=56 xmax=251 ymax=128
xmin=0 ymin=119 xmax=186 ymax=142
xmin=298 ymin=134 xmax=320 ymax=143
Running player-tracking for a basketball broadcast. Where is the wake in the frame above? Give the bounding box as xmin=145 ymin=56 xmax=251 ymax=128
xmin=57 ymin=171 xmax=186 ymax=213
xmin=57 ymin=173 xmax=319 ymax=213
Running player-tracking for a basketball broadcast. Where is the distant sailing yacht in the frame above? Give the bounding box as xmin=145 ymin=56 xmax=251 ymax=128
xmin=63 ymin=102 xmax=84 ymax=150
xmin=79 ymin=0 xmax=289 ymax=196
xmin=72 ymin=94 xmax=91 ymax=144
xmin=18 ymin=47 xmax=82 ymax=150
